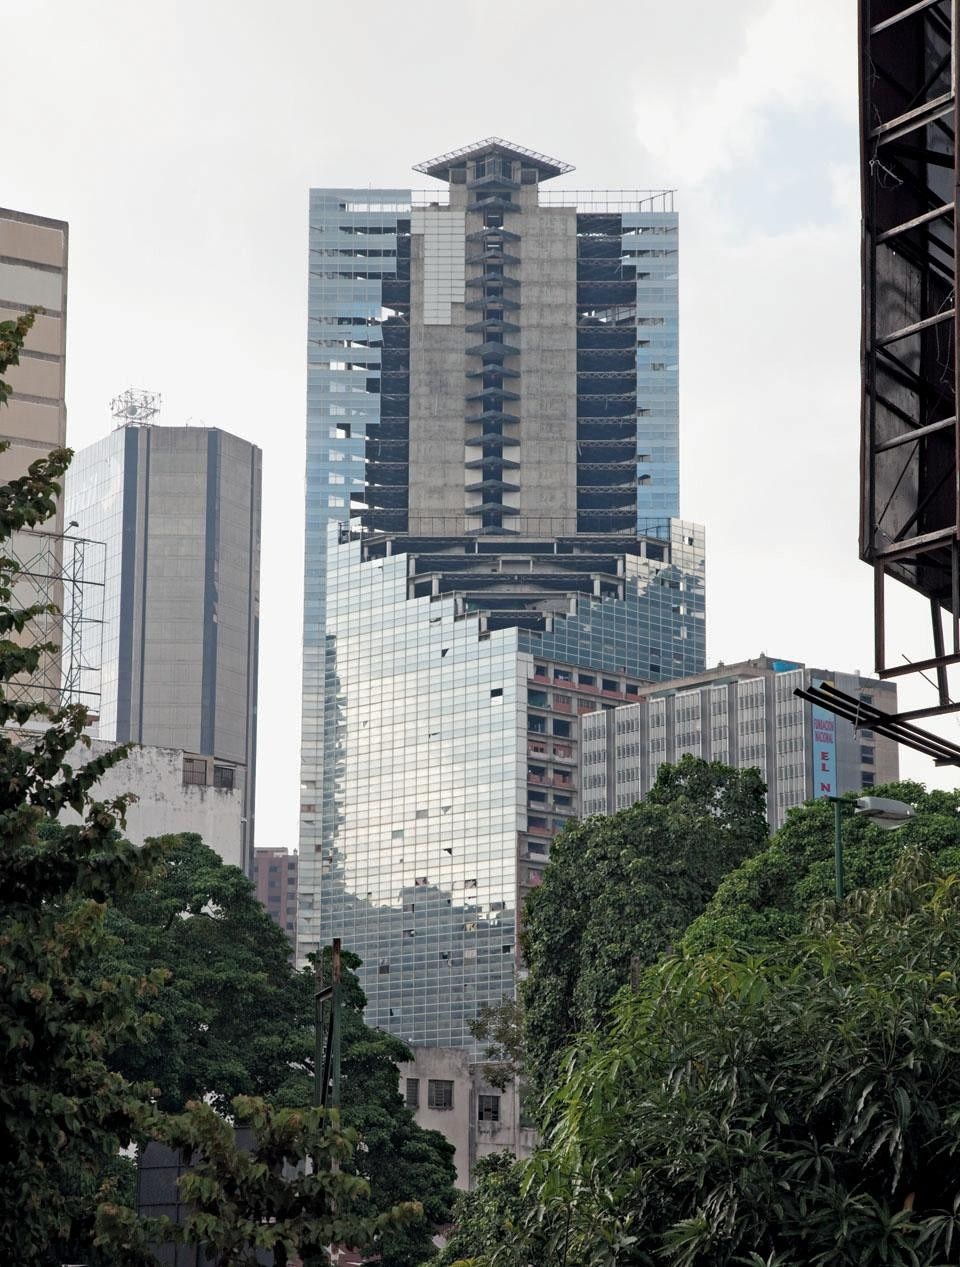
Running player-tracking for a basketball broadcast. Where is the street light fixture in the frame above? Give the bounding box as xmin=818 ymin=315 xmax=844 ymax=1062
xmin=827 ymin=795 xmax=915 ymax=902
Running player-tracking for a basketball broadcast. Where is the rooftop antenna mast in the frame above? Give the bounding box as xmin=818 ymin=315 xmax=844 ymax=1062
xmin=110 ymin=387 xmax=161 ymax=427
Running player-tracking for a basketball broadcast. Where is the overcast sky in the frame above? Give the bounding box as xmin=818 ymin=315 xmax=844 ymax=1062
xmin=4 ymin=0 xmax=954 ymax=848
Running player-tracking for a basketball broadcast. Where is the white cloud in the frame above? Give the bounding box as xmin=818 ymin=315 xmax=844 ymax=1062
xmin=635 ymin=0 xmax=857 ymax=186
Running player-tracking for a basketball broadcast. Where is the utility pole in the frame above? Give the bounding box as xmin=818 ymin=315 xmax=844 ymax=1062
xmin=314 ymin=937 xmax=343 ymax=1110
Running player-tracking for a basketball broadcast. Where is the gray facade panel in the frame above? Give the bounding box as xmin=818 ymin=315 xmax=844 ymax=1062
xmin=65 ymin=424 xmax=261 ymax=871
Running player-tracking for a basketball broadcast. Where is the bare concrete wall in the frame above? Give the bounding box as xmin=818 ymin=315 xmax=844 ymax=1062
xmin=397 ymin=1045 xmax=535 ymax=1190
xmin=57 ymin=739 xmax=244 ymax=868
xmin=407 ymin=210 xmax=468 ymax=530
xmin=516 ymin=203 xmax=578 ymax=533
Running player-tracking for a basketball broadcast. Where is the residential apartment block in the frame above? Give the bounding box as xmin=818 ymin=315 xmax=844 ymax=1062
xmin=581 ymin=656 xmax=900 ymax=829
xmin=253 ymin=848 xmax=298 ymax=946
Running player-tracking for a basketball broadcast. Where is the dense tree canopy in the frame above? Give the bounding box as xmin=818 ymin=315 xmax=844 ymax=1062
xmin=98 ymin=829 xmax=312 ymax=1112
xmin=98 ymin=1096 xmax=423 ymax=1267
xmin=506 ymin=847 xmax=960 ymax=1267
xmin=97 ymin=832 xmax=457 ymax=1267
xmin=681 ymin=780 xmax=960 ymax=955
xmin=0 ymin=312 xmax=165 ymax=1263
xmin=432 ymin=1153 xmax=540 ymax=1267
xmin=520 ymin=756 xmax=768 ymax=1095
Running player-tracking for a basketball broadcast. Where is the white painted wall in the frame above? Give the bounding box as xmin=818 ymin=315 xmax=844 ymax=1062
xmin=58 ymin=739 xmax=244 ymax=868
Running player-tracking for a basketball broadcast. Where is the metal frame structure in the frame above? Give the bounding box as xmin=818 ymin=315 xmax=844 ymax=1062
xmin=7 ymin=529 xmax=104 ymax=714
xmin=795 ymin=678 xmax=960 ymax=765
xmin=860 ymin=0 xmax=960 ymax=729
xmin=110 ymin=386 xmax=160 ymax=427
xmin=413 ymin=136 xmax=575 ymax=179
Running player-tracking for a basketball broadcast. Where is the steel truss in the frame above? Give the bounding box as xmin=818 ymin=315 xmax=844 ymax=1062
xmin=860 ymin=0 xmax=960 ymax=744
xmin=6 ymin=530 xmax=104 ymax=714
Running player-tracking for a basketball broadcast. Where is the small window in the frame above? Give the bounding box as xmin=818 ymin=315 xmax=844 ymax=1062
xmin=379 ymin=959 xmax=390 ymax=975
xmin=578 ymin=674 xmax=595 ymax=686
xmin=428 ymin=1079 xmax=454 ymax=1110
xmin=183 ymin=757 xmax=207 ymax=787
xmin=405 ymin=1078 xmax=420 ymax=1109
xmin=860 ymin=745 xmax=875 ymax=766
xmin=554 ymin=669 xmax=573 ymax=682
xmin=491 ymin=687 xmax=503 ymax=699
xmin=213 ymin=764 xmax=235 ymax=790
xmin=553 ymin=719 xmax=571 ymax=738
xmin=602 ymin=678 xmax=619 ymax=692
xmin=478 ymin=1094 xmax=500 ymax=1123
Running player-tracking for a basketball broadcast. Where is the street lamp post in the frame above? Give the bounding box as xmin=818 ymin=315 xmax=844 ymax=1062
xmin=826 ymin=795 xmax=916 ymax=902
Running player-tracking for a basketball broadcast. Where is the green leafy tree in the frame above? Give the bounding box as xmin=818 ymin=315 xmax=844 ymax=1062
xmin=520 ymin=756 xmax=768 ymax=1095
xmin=681 ymin=780 xmax=960 ymax=955
xmin=91 ymin=833 xmax=455 ymax=1266
xmin=467 ymin=997 xmax=525 ymax=1091
xmin=0 ymin=312 xmax=166 ymax=1263
xmin=96 ymin=1096 xmax=422 ymax=1267
xmin=432 ymin=1153 xmax=544 ymax=1267
xmin=513 ymin=847 xmax=960 ymax=1267
xmin=99 ymin=830 xmax=312 ymax=1112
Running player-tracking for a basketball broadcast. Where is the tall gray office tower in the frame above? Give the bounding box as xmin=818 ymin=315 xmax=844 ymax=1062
xmin=300 ymin=140 xmax=699 ymax=1180
xmin=66 ymin=398 xmax=262 ymax=872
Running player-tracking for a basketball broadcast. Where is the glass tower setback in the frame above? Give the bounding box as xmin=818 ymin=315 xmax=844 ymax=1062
xmin=300 ymin=520 xmax=704 ymax=1047
xmin=303 ymin=189 xmax=411 ymax=805
xmin=300 ymin=140 xmax=695 ymax=1052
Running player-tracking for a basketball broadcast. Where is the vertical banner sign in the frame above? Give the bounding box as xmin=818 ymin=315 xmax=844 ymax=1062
xmin=811 ymin=683 xmax=837 ymax=798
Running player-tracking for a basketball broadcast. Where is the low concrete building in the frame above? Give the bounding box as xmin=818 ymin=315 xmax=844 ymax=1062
xmin=397 ymin=1048 xmax=535 ymax=1190
xmin=57 ymin=739 xmax=244 ymax=866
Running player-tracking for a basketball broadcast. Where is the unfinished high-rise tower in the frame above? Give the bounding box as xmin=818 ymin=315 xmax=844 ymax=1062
xmin=299 ymin=139 xmax=701 ymax=1183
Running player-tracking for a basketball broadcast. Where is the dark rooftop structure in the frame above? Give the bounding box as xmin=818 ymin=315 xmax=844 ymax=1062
xmin=412 ymin=136 xmax=575 ymax=183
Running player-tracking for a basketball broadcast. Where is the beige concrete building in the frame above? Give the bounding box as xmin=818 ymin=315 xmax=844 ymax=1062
xmin=397 ymin=1049 xmax=535 ymax=1189
xmin=0 ymin=207 xmax=68 ymax=499
xmin=581 ymin=655 xmax=900 ymax=830
xmin=1 ymin=208 xmax=69 ymax=707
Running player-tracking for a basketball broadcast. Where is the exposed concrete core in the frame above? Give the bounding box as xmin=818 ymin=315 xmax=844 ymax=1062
xmin=516 ymin=199 xmax=578 ymax=533
xmin=407 ymin=217 xmax=469 ymax=531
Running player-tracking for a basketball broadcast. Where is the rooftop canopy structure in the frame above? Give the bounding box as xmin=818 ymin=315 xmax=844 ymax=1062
xmin=412 ymin=137 xmax=575 ymax=183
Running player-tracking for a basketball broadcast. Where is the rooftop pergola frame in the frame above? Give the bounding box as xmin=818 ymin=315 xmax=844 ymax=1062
xmin=412 ymin=137 xmax=575 ymax=183
xmin=860 ymin=0 xmax=960 ymax=735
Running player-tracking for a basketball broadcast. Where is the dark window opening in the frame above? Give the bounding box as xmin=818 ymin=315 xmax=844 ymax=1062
xmin=428 ymin=1079 xmax=454 ymax=1110
xmin=478 ymin=1094 xmax=500 ymax=1123
xmin=183 ymin=757 xmax=207 ymax=787
xmin=405 ymin=1077 xmax=419 ymax=1109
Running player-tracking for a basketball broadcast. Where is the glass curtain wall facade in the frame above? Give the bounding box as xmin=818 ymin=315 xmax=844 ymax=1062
xmin=300 ymin=141 xmax=691 ymax=1055
xmin=299 ymin=521 xmax=704 ymax=1047
xmin=303 ymin=189 xmax=414 ymax=809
